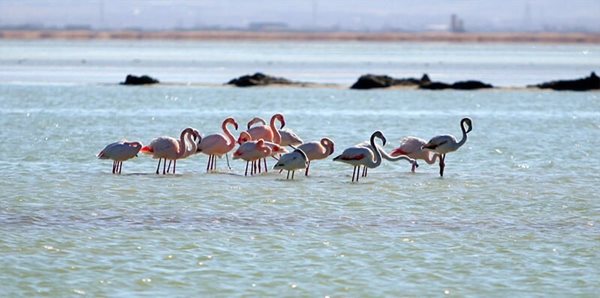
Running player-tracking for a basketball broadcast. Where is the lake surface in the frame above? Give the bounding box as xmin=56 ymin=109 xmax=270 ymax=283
xmin=0 ymin=40 xmax=599 ymax=296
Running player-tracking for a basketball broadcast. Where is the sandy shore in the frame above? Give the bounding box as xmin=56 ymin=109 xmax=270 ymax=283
xmin=1 ymin=30 xmax=600 ymax=43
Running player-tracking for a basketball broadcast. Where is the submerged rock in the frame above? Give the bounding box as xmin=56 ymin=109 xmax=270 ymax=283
xmin=227 ymin=72 xmax=294 ymax=87
xmin=121 ymin=74 xmax=159 ymax=85
xmin=533 ymin=72 xmax=600 ymax=91
xmin=350 ymin=73 xmax=429 ymax=89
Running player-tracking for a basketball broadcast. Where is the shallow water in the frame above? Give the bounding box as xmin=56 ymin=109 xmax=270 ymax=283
xmin=1 ymin=41 xmax=600 ymax=296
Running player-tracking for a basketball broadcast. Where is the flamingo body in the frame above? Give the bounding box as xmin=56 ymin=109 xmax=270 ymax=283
xmin=422 ymin=118 xmax=473 ymax=177
xmin=98 ymin=140 xmax=142 ymax=174
xmin=297 ymin=137 xmax=334 ymax=175
xmin=274 ymin=149 xmax=308 ymax=180
xmin=390 ymin=136 xmax=437 ymax=172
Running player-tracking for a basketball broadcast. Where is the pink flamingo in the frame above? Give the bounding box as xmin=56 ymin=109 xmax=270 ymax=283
xmin=232 ymin=139 xmax=273 ymax=176
xmin=422 ymin=117 xmax=473 ymax=177
xmin=237 ymin=114 xmax=285 ymax=145
xmin=237 ymin=114 xmax=285 ymax=172
xmin=97 ymin=140 xmax=143 ymax=174
xmin=140 ymin=128 xmax=199 ymax=175
xmin=245 ymin=116 xmax=303 ymax=146
xmin=333 ymin=131 xmax=387 ymax=182
xmin=237 ymin=131 xmax=289 ymax=174
xmin=390 ymin=136 xmax=439 ymax=172
xmin=297 ymin=137 xmax=335 ymax=176
xmin=197 ymin=117 xmax=239 ymax=172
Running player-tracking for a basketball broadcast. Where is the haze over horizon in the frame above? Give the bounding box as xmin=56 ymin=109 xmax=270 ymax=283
xmin=1 ymin=0 xmax=599 ymax=33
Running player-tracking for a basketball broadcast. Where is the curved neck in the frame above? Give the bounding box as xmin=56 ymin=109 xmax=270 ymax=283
xmin=177 ymin=129 xmax=194 ymax=158
xmin=424 ymin=152 xmax=439 ymax=164
xmin=270 ymin=116 xmax=283 ymax=144
xmin=247 ymin=117 xmax=266 ymax=129
xmin=321 ymin=138 xmax=334 ymax=156
xmin=365 ymin=133 xmax=383 ymax=168
xmin=222 ymin=120 xmax=236 ymax=151
xmin=456 ymin=122 xmax=469 ymax=149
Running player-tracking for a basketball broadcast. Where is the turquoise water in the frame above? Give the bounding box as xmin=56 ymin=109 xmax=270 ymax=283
xmin=1 ymin=41 xmax=599 ymax=296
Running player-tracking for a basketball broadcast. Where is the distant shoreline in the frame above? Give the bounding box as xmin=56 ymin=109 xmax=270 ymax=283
xmin=1 ymin=30 xmax=600 ymax=43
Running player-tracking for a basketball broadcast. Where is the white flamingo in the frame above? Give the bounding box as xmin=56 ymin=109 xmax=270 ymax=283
xmin=391 ymin=136 xmax=439 ymax=173
xmin=332 ymin=131 xmax=388 ymax=182
xmin=274 ymin=149 xmax=309 ymax=180
xmin=97 ymin=140 xmax=143 ymax=174
xmin=297 ymin=137 xmax=335 ymax=176
xmin=422 ymin=117 xmax=473 ymax=177
xmin=141 ymin=128 xmax=199 ymax=174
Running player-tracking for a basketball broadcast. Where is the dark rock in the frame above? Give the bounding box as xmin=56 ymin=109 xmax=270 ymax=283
xmin=227 ymin=72 xmax=293 ymax=87
xmin=420 ymin=79 xmax=493 ymax=90
xmin=451 ymin=80 xmax=493 ymax=90
xmin=121 ymin=74 xmax=159 ymax=85
xmin=420 ymin=81 xmax=452 ymax=90
xmin=350 ymin=73 xmax=427 ymax=89
xmin=351 ymin=74 xmax=396 ymax=89
xmin=534 ymin=72 xmax=600 ymax=91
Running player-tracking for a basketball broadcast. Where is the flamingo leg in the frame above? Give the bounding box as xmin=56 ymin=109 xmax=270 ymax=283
xmin=206 ymin=156 xmax=211 ymax=173
xmin=245 ymin=161 xmax=249 ymax=176
xmin=352 ymin=166 xmax=357 ymax=182
xmin=411 ymin=162 xmax=417 ymax=173
xmin=162 ymin=158 xmax=167 ymax=175
xmin=112 ymin=161 xmax=116 ymax=174
xmin=167 ymin=160 xmax=172 ymax=173
xmin=173 ymin=160 xmax=177 ymax=174
xmin=291 ymin=170 xmax=295 ymax=180
xmin=439 ymin=154 xmax=446 ymax=177
xmin=258 ymin=158 xmax=262 ymax=173
xmin=118 ymin=161 xmax=123 ymax=174
xmin=286 ymin=170 xmax=290 ymax=180
xmin=156 ymin=158 xmax=162 ymax=175
xmin=263 ymin=158 xmax=268 ymax=173
xmin=212 ymin=155 xmax=217 ymax=171
xmin=305 ymin=160 xmax=311 ymax=176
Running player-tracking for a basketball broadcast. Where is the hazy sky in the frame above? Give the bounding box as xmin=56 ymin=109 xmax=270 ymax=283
xmin=1 ymin=0 xmax=599 ymax=32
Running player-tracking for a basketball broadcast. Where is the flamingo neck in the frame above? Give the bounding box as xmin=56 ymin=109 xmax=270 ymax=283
xmin=270 ymin=115 xmax=283 ymax=144
xmin=424 ymin=152 xmax=439 ymax=164
xmin=322 ymin=138 xmax=334 ymax=156
xmin=247 ymin=117 xmax=266 ymax=129
xmin=222 ymin=121 xmax=236 ymax=151
xmin=456 ymin=122 xmax=469 ymax=149
xmin=365 ymin=133 xmax=383 ymax=168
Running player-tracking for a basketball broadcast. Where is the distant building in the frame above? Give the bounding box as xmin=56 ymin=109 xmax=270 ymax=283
xmin=450 ymin=14 xmax=465 ymax=32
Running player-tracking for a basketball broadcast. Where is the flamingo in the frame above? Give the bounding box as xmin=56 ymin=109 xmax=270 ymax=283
xmin=297 ymin=137 xmax=335 ymax=176
xmin=274 ymin=149 xmax=309 ymax=180
xmin=237 ymin=114 xmax=285 ymax=145
xmin=233 ymin=135 xmax=288 ymax=175
xmin=354 ymin=140 xmax=417 ymax=178
xmin=232 ymin=139 xmax=273 ymax=176
xmin=97 ymin=140 xmax=143 ymax=174
xmin=279 ymin=128 xmax=303 ymax=147
xmin=197 ymin=117 xmax=238 ymax=172
xmin=391 ymin=136 xmax=439 ymax=172
xmin=140 ymin=128 xmax=199 ymax=175
xmin=245 ymin=116 xmax=303 ymax=147
xmin=237 ymin=114 xmax=285 ymax=172
xmin=332 ymin=131 xmax=387 ymax=182
xmin=422 ymin=117 xmax=473 ymax=177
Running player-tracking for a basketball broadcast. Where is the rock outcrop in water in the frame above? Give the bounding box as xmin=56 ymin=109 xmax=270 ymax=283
xmin=420 ymin=80 xmax=494 ymax=90
xmin=121 ymin=74 xmax=159 ymax=85
xmin=350 ymin=73 xmax=430 ymax=89
xmin=227 ymin=72 xmax=295 ymax=87
xmin=532 ymin=72 xmax=600 ymax=91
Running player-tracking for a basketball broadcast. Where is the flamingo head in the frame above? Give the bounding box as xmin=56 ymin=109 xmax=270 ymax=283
xmin=272 ymin=113 xmax=286 ymax=129
xmin=461 ymin=118 xmax=473 ymax=133
xmin=237 ymin=131 xmax=252 ymax=144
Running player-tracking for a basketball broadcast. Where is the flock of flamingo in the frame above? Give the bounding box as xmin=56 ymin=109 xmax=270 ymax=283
xmin=97 ymin=114 xmax=472 ymax=181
